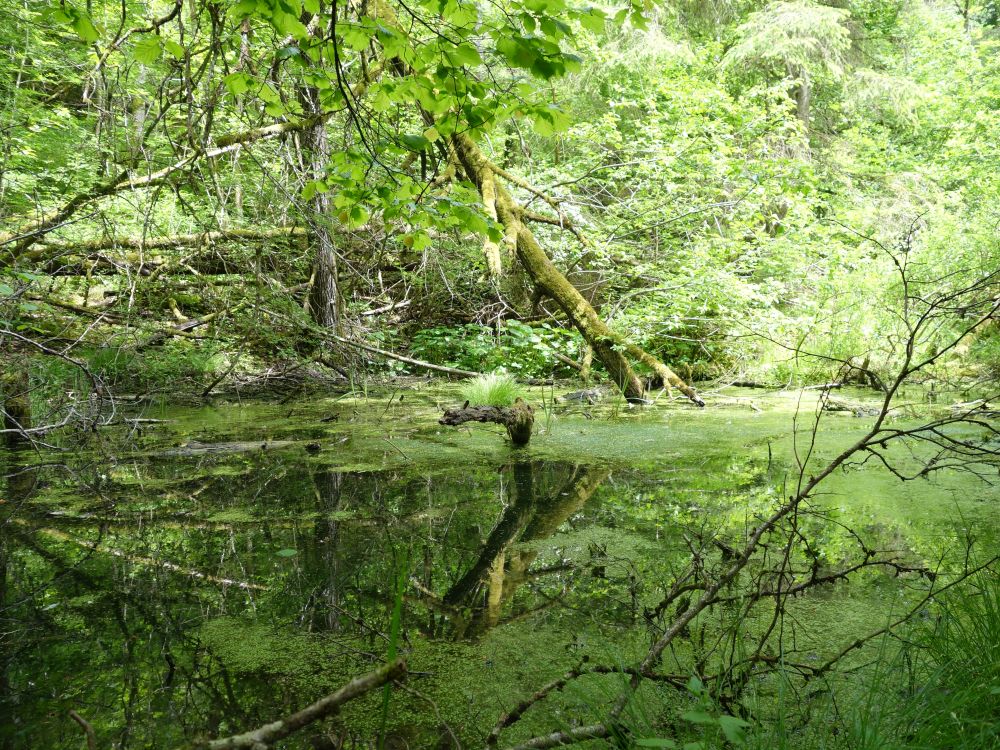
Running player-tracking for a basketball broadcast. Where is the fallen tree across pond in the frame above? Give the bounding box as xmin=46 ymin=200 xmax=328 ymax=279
xmin=449 ymin=133 xmax=704 ymax=407
xmin=332 ymin=334 xmax=479 ymax=378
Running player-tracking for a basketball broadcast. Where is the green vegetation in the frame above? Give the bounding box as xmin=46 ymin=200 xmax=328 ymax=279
xmin=887 ymin=571 xmax=1000 ymax=750
xmin=460 ymin=373 xmax=526 ymax=406
xmin=2 ymin=0 xmax=1000 ymax=747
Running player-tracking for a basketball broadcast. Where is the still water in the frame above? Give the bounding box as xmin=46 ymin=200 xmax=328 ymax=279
xmin=1 ymin=385 xmax=995 ymax=748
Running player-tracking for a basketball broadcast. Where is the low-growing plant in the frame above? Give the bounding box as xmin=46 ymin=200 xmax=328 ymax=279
xmin=460 ymin=373 xmax=525 ymax=406
xmin=410 ymin=322 xmax=582 ymax=378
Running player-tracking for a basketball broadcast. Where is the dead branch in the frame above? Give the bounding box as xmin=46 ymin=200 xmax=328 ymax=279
xmin=68 ymin=710 xmax=97 ymax=750
xmin=331 ymin=335 xmax=479 ymax=378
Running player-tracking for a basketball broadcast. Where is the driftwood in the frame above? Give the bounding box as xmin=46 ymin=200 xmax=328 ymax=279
xmin=823 ymin=398 xmax=880 ymax=417
xmin=439 ymin=399 xmax=535 ymax=446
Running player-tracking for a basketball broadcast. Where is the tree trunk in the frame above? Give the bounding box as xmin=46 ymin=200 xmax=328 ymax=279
xmin=790 ymin=64 xmax=811 ymax=125
xmin=303 ymin=111 xmax=341 ymax=333
xmin=450 ymin=133 xmax=704 ymax=406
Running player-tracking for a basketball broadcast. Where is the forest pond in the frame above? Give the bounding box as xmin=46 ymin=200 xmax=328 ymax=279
xmin=3 ymin=385 xmax=997 ymax=748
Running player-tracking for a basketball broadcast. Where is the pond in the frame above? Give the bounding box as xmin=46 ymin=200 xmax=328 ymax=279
xmin=1 ymin=385 xmax=996 ymax=748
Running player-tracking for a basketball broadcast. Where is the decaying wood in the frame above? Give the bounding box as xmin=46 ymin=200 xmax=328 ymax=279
xmin=439 ymin=399 xmax=535 ymax=446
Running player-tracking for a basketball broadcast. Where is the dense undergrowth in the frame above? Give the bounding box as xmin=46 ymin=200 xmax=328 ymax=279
xmin=3 ymin=0 xmax=1000 ymax=747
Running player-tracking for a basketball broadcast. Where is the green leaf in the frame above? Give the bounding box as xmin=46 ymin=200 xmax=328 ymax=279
xmin=272 ymin=10 xmax=309 ymax=38
xmin=578 ymin=8 xmax=606 ymax=34
xmin=342 ymin=24 xmax=374 ymax=51
xmin=303 ymin=0 xmax=320 ymax=11
xmin=410 ymin=231 xmax=432 ymax=251
xmin=134 ymin=36 xmax=162 ymax=64
xmin=275 ymin=548 xmax=298 ymax=557
xmin=232 ymin=0 xmax=259 ymax=16
xmin=680 ymin=710 xmax=715 ymax=725
xmin=349 ymin=204 xmax=370 ymax=226
xmin=163 ymin=39 xmax=185 ymax=59
xmin=636 ymin=739 xmax=676 ymax=748
xmin=71 ymin=13 xmax=100 ymax=43
xmin=257 ymin=83 xmax=281 ymax=103
xmin=718 ymin=716 xmax=750 ymax=745
xmin=224 ymin=72 xmax=250 ymax=97
xmin=450 ymin=42 xmax=482 ymax=67
xmin=532 ymin=111 xmax=555 ymax=136
xmin=302 ymin=180 xmax=328 ymax=200
xmin=400 ymin=133 xmax=431 ymax=151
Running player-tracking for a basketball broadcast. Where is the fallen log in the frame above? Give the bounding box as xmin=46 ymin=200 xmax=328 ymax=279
xmin=439 ymin=399 xmax=535 ymax=446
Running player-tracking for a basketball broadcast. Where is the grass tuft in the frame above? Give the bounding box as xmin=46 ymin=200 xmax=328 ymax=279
xmin=460 ymin=373 xmax=525 ymax=406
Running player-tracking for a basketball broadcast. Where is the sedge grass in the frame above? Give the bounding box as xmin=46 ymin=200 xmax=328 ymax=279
xmin=460 ymin=373 xmax=525 ymax=406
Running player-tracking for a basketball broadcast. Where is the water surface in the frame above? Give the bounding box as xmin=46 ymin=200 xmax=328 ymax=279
xmin=2 ymin=385 xmax=995 ymax=748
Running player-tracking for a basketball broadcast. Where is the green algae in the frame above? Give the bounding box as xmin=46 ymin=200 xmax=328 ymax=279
xmin=3 ymin=385 xmax=998 ymax=749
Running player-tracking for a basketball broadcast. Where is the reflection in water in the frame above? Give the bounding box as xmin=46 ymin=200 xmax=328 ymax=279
xmin=2 ymin=422 xmax=923 ymax=750
xmin=441 ymin=462 xmax=610 ymax=639
xmin=309 ymin=470 xmax=344 ymax=633
xmin=1 ymin=461 xmax=37 ymax=750
xmin=0 ymin=451 xmax=629 ymax=748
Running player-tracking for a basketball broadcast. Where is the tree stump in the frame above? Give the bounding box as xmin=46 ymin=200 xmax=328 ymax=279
xmin=439 ymin=398 xmax=535 ymax=446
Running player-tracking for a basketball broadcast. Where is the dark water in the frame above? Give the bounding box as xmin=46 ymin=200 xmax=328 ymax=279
xmin=1 ymin=387 xmax=995 ymax=748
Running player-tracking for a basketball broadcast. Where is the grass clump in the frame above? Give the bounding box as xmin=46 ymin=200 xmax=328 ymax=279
xmin=894 ymin=570 xmax=1000 ymax=749
xmin=460 ymin=373 xmax=524 ymax=406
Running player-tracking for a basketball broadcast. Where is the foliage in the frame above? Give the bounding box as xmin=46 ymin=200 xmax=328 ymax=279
xmin=722 ymin=1 xmax=852 ymax=81
xmin=459 ymin=372 xmax=525 ymax=406
xmin=897 ymin=571 xmax=1000 ymax=749
xmin=411 ymin=322 xmax=580 ymax=377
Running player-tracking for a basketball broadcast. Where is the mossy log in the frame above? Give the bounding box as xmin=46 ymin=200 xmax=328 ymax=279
xmin=439 ymin=398 xmax=534 ymax=446
xmin=449 ymin=133 xmax=704 ymax=407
